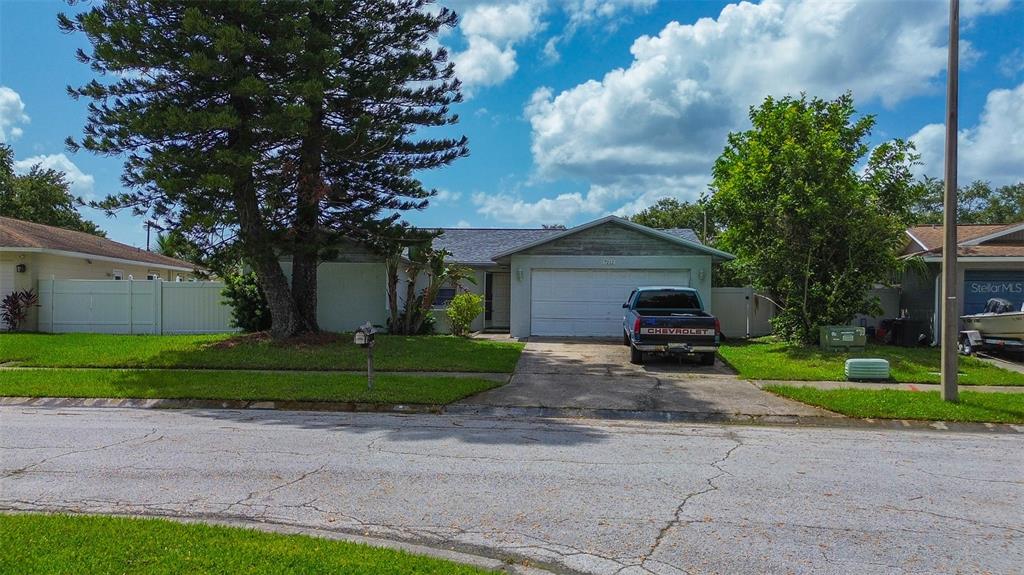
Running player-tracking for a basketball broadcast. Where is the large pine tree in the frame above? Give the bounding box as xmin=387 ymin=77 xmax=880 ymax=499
xmin=62 ymin=0 xmax=466 ymax=337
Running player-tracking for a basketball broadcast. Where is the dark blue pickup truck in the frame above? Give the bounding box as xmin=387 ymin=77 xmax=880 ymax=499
xmin=622 ymin=286 xmax=721 ymax=365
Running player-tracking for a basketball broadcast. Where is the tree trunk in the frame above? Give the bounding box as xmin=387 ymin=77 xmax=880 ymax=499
xmin=289 ymin=6 xmax=328 ymax=332
xmin=228 ymin=86 xmax=306 ymax=339
xmin=236 ymin=186 xmax=305 ymax=339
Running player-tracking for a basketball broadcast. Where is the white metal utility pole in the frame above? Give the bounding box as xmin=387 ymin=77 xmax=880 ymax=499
xmin=941 ymin=0 xmax=960 ymax=402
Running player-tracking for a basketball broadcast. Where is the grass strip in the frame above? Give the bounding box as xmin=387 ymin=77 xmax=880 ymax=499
xmin=0 ymin=513 xmax=495 ymax=574
xmin=0 ymin=333 xmax=524 ymax=373
xmin=765 ymin=385 xmax=1024 ymax=423
xmin=719 ymin=340 xmax=1024 ymax=386
xmin=0 ymin=369 xmax=501 ymax=404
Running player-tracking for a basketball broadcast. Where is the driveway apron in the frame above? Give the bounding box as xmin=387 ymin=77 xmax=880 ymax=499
xmin=458 ymin=339 xmax=830 ymax=418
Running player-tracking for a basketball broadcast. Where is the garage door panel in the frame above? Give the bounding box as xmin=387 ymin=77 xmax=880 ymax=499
xmin=530 ymin=269 xmax=690 ymax=337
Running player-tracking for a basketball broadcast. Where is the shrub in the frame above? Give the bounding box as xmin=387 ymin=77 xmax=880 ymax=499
xmin=222 ymin=272 xmax=271 ymax=332
xmin=1 ymin=289 xmax=38 ymax=331
xmin=446 ymin=292 xmax=484 ymax=336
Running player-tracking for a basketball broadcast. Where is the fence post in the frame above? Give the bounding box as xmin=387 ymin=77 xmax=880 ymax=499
xmin=128 ymin=279 xmax=134 ymax=335
xmin=154 ymin=279 xmax=163 ymax=335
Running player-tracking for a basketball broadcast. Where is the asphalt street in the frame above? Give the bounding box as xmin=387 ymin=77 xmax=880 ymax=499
xmin=1 ymin=406 xmax=1021 ymax=574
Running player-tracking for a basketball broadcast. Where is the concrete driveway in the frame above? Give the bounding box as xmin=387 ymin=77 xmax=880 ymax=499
xmin=459 ymin=339 xmax=830 ymax=418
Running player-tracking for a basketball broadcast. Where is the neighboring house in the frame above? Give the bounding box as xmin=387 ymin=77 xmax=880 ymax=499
xmin=302 ymin=215 xmax=734 ymax=338
xmin=900 ymin=221 xmax=1024 ymax=342
xmin=1 ymin=216 xmax=198 ymax=330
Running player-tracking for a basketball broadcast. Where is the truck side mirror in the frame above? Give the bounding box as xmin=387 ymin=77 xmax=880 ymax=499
xmin=622 ymin=302 xmax=629 ymax=308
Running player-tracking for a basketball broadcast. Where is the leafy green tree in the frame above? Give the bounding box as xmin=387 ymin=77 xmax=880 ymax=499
xmin=0 ymin=144 xmax=105 ymax=236
xmin=912 ymin=177 xmax=1024 ymax=224
xmin=629 ymin=197 xmax=716 ymax=243
xmin=62 ymin=0 xmax=465 ymax=338
xmin=710 ymin=93 xmax=920 ymax=343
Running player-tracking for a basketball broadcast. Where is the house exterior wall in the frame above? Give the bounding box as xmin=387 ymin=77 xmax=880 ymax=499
xmin=400 ymin=266 xmax=488 ymax=334
xmin=280 ymin=260 xmax=388 ymax=333
xmin=508 ymin=254 xmax=713 ymax=338
xmin=899 ymin=259 xmax=1024 ymax=342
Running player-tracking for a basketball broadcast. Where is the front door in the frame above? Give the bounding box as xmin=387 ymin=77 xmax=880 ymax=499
xmin=486 ymin=272 xmax=511 ymax=328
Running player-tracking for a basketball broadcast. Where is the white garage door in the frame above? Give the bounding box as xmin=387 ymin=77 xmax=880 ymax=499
xmin=530 ymin=269 xmax=691 ymax=337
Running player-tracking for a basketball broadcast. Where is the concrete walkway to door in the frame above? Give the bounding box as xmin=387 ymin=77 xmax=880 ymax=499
xmin=456 ymin=338 xmax=833 ymax=419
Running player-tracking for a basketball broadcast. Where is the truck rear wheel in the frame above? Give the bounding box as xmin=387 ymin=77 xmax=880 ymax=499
xmin=630 ymin=345 xmax=644 ymax=365
xmin=623 ymin=331 xmax=630 ymax=346
xmin=700 ymin=352 xmax=716 ymax=366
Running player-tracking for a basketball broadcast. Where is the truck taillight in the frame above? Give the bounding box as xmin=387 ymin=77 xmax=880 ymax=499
xmin=714 ymin=318 xmax=721 ymax=335
xmin=633 ymin=318 xmax=641 ymax=334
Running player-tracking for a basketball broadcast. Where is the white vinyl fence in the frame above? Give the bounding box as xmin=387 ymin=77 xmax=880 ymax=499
xmin=711 ymin=286 xmax=776 ymax=339
xmin=712 ymin=286 xmax=902 ymax=339
xmin=37 ymin=279 xmax=236 ymax=335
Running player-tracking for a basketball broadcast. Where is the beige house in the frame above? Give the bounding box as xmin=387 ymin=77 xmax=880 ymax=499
xmin=1 ymin=216 xmax=198 ymax=330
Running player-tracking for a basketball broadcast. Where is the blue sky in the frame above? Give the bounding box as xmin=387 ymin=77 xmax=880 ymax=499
xmin=2 ymin=0 xmax=1023 ymax=247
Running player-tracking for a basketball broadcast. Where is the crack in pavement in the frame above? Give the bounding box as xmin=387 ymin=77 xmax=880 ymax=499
xmin=220 ymin=464 xmax=328 ymax=515
xmin=623 ymin=433 xmax=744 ymax=575
xmin=0 ymin=428 xmax=159 ymax=479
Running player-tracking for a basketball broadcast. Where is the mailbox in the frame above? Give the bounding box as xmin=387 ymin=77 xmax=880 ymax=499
xmin=354 ymin=322 xmax=376 ymax=347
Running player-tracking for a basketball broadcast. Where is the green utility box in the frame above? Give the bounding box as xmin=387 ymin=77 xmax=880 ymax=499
xmin=819 ymin=326 xmax=867 ymax=351
xmin=845 ymin=358 xmax=890 ymax=381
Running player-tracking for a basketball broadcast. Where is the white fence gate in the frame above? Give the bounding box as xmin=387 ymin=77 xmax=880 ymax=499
xmin=37 ymin=279 xmax=236 ymax=335
xmin=711 ymin=286 xmax=776 ymax=339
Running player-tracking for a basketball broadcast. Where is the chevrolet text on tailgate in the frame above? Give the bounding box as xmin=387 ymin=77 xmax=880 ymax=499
xmin=622 ymin=286 xmax=721 ymax=365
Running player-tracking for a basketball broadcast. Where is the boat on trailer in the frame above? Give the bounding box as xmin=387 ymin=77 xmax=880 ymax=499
xmin=959 ymin=298 xmax=1024 ymax=358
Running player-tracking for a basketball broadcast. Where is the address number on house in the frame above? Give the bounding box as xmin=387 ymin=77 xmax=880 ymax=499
xmin=640 ymin=327 xmax=715 ymax=336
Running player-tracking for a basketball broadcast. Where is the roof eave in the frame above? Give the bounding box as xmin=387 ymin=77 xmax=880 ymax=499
xmin=960 ymin=222 xmax=1024 ymax=246
xmin=0 ymin=246 xmax=197 ymax=272
xmin=490 ymin=215 xmax=736 ymax=261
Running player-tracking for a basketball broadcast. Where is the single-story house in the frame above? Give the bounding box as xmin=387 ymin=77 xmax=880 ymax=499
xmin=900 ymin=221 xmax=1024 ymax=342
xmin=306 ymin=215 xmax=734 ymax=338
xmin=1 ymin=216 xmax=198 ymax=330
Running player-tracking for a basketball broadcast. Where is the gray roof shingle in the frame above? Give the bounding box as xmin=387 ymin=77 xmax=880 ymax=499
xmin=432 ymin=226 xmax=703 ymax=265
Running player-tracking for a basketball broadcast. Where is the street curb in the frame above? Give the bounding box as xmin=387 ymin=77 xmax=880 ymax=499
xmin=0 ymin=396 xmax=444 ymax=414
xmin=2 ymin=395 xmax=1022 ymax=434
xmin=445 ymin=404 xmax=1024 ymax=434
xmin=0 ymin=510 xmax=557 ymax=575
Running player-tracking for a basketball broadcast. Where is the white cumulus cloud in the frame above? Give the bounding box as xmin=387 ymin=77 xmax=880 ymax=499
xmin=13 ymin=153 xmax=96 ymax=198
xmin=452 ymin=1 xmax=547 ymax=95
xmin=0 ymin=86 xmax=30 ymax=142
xmin=910 ymin=81 xmax=1024 ymax=186
xmin=501 ymin=0 xmax=1011 ymax=223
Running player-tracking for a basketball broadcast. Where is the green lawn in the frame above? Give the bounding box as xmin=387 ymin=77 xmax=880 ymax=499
xmin=0 ymin=369 xmax=500 ymax=404
xmin=719 ymin=340 xmax=1024 ymax=386
xmin=765 ymin=385 xmax=1024 ymax=424
xmin=0 ymin=333 xmax=524 ymax=373
xmin=0 ymin=513 xmax=494 ymax=574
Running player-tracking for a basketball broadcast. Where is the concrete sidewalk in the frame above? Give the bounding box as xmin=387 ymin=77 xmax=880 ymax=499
xmin=753 ymin=380 xmax=1024 ymax=393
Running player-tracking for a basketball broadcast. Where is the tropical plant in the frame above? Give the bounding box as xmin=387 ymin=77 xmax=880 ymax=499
xmin=446 ymin=293 xmax=484 ymax=336
xmin=386 ymin=245 xmax=476 ymax=335
xmin=1 ymin=289 xmax=39 ymax=331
